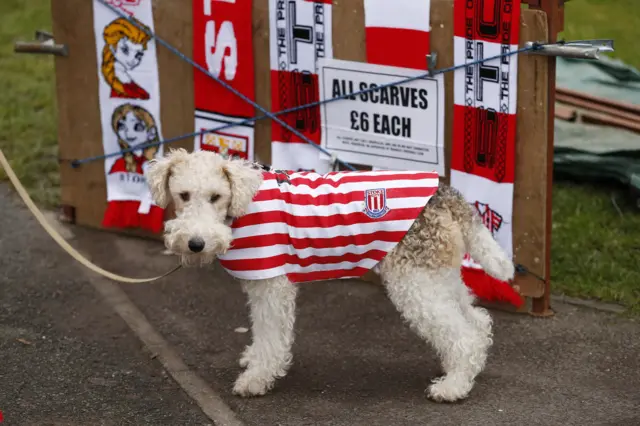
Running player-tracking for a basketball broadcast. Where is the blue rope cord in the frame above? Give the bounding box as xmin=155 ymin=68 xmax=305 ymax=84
xmin=75 ymin=0 xmax=543 ymax=170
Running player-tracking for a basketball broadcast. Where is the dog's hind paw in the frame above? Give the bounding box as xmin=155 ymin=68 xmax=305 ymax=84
xmin=233 ymin=371 xmax=273 ymax=397
xmin=426 ymin=375 xmax=473 ymax=403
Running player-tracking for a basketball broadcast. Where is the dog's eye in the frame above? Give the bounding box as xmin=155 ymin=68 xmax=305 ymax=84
xmin=179 ymin=192 xmax=190 ymax=202
xmin=210 ymin=194 xmax=220 ymax=203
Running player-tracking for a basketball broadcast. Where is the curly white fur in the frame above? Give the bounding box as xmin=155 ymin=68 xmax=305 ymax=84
xmin=147 ymin=149 xmax=515 ymax=402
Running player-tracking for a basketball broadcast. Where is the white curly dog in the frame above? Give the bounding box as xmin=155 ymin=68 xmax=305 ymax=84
xmin=147 ymin=149 xmax=515 ymax=402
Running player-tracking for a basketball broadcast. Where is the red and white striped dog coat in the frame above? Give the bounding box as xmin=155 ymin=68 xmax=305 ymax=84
xmin=218 ymin=170 xmax=439 ymax=283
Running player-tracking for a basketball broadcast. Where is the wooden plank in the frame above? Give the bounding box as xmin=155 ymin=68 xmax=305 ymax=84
xmin=431 ymin=0 xmax=454 ymax=184
xmin=252 ymin=0 xmax=271 ymax=165
xmin=153 ymin=0 xmax=194 ymax=156
xmin=512 ymin=9 xmax=549 ymax=298
xmin=52 ymin=0 xmax=105 ymax=228
xmin=152 ymin=0 xmax=195 ymax=236
xmin=332 ymin=1 xmax=366 ymax=63
xmin=530 ymin=0 xmax=562 ymax=315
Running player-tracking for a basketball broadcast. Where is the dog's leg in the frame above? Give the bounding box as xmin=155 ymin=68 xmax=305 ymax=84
xmin=382 ymin=266 xmax=489 ymax=402
xmin=455 ymin=282 xmax=494 ymax=348
xmin=233 ymin=276 xmax=298 ymax=397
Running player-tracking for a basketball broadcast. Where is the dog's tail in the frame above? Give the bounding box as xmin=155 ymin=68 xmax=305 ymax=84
xmin=441 ymin=186 xmax=522 ymax=307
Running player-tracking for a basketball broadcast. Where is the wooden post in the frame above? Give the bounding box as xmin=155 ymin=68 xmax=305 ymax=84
xmin=523 ymin=0 xmax=566 ymax=316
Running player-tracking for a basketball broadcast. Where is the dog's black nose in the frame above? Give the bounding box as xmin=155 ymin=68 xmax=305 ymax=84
xmin=188 ymin=238 xmax=205 ymax=253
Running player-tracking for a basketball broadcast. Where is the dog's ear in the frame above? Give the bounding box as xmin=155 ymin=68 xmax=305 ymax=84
xmin=222 ymin=157 xmax=264 ymax=218
xmin=146 ymin=148 xmax=189 ymax=208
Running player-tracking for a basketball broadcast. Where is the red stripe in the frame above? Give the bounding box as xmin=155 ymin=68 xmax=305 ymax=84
xmin=252 ymin=186 xmax=437 ymax=205
xmin=450 ymin=104 xmax=516 ymax=184
xmin=270 ymin=70 xmax=322 ymax=144
xmin=263 ymin=171 xmax=438 ymax=188
xmin=287 ymin=266 xmax=370 ymax=283
xmin=231 ymin=206 xmax=425 ymax=229
xmin=461 ymin=266 xmax=523 ymax=307
xmin=365 ymin=27 xmax=430 ymax=70
xmin=193 ymin=0 xmax=255 ymax=117
xmin=220 ymin=249 xmax=387 ymax=271
xmin=453 ymin=0 xmax=520 ymax=45
xmin=228 ymin=230 xmax=409 ymax=251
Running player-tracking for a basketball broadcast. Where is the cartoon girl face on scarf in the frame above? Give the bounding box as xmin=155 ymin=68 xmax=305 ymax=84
xmin=109 ymin=103 xmax=159 ymax=174
xmin=101 ymin=17 xmax=152 ymax=100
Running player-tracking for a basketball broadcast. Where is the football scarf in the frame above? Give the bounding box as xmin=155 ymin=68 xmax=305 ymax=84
xmin=268 ymin=0 xmax=334 ymax=173
xmin=92 ymin=0 xmax=165 ymax=233
xmin=193 ymin=0 xmax=256 ymax=160
xmin=451 ymin=0 xmax=522 ymax=306
xmin=364 ymin=0 xmax=431 ymax=70
xmin=218 ymin=170 xmax=439 ymax=283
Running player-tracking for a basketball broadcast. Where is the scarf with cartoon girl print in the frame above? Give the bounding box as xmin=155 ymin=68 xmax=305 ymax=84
xmin=92 ymin=0 xmax=165 ymax=233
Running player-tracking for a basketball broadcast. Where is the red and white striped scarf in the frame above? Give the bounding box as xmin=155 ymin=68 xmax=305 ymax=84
xmin=192 ymin=0 xmax=256 ymax=160
xmin=451 ymin=0 xmax=522 ymax=306
xmin=268 ymin=0 xmax=334 ymax=173
xmin=218 ymin=170 xmax=439 ymax=283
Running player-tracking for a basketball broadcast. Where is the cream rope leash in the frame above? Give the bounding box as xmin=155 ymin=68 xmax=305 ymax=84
xmin=0 ymin=149 xmax=181 ymax=284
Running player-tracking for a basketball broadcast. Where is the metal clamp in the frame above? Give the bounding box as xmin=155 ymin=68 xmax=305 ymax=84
xmin=426 ymin=53 xmax=438 ymax=76
xmin=526 ymin=39 xmax=614 ymax=60
xmin=14 ymin=30 xmax=68 ymax=57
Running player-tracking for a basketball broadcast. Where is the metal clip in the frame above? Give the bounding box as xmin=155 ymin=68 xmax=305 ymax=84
xmin=330 ymin=153 xmax=339 ymax=171
xmin=426 ymin=53 xmax=438 ymax=76
xmin=35 ymin=30 xmax=54 ymax=42
xmin=14 ymin=30 xmax=68 ymax=57
xmin=525 ymin=39 xmax=614 ymax=60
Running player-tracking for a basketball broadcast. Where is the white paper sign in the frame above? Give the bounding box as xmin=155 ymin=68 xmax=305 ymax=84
xmin=318 ymin=58 xmax=444 ymax=175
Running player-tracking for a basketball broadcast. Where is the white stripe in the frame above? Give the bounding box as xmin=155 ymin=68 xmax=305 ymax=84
xmin=462 ymin=257 xmax=483 ymax=269
xmin=268 ymin=0 xmax=333 ymax=72
xmin=270 ymin=142 xmax=333 ymax=173
xmin=245 ymin=195 xmax=430 ymax=217
xmin=453 ymin=37 xmax=519 ymax=115
xmin=364 ymin=0 xmax=431 ymax=33
xmin=230 ymin=218 xmax=417 ymax=240
xmin=259 ymin=177 xmax=439 ymax=196
xmin=281 ymin=170 xmax=434 ymax=182
xmin=221 ymin=240 xmax=398 ymax=261
xmin=450 ymin=169 xmax=513 ymax=258
xmin=224 ymin=257 xmax=380 ymax=280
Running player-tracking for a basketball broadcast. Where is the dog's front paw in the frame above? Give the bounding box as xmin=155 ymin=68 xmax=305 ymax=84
xmin=232 ymin=371 xmax=273 ymax=397
xmin=487 ymin=257 xmax=515 ymax=282
xmin=239 ymin=356 xmax=250 ymax=369
xmin=238 ymin=344 xmax=255 ymax=368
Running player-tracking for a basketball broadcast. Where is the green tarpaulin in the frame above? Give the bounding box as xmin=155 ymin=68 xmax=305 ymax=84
xmin=554 ymin=56 xmax=640 ymax=208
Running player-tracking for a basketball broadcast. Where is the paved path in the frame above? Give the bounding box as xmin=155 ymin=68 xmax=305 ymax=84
xmin=1 ymin=183 xmax=639 ymax=425
xmin=0 ymin=185 xmax=213 ymax=425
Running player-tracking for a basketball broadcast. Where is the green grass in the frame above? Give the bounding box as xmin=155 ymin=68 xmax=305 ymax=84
xmin=561 ymin=0 xmax=640 ymax=69
xmin=551 ymin=0 xmax=640 ymax=312
xmin=0 ymin=1 xmax=639 ymax=311
xmin=551 ymin=183 xmax=640 ymax=311
xmin=0 ymin=0 xmax=58 ymax=207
